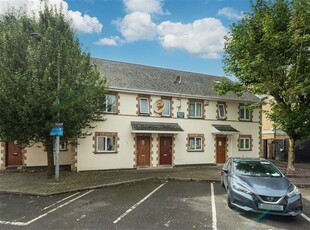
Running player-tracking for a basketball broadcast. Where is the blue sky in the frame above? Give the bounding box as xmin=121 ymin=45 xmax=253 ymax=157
xmin=0 ymin=0 xmax=251 ymax=78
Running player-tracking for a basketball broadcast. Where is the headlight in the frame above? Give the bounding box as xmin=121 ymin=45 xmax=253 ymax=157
xmin=232 ymin=180 xmax=252 ymax=194
xmin=287 ymin=185 xmax=300 ymax=198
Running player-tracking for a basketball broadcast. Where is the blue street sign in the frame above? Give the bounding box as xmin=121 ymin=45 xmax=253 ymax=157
xmin=50 ymin=123 xmax=64 ymax=136
xmin=50 ymin=127 xmax=63 ymax=136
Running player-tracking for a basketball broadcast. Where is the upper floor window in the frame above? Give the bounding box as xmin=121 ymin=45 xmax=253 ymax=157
xmin=104 ymin=94 xmax=117 ymax=113
xmin=239 ymin=135 xmax=252 ymax=151
xmin=189 ymin=101 xmax=202 ymax=118
xmin=139 ymin=97 xmax=149 ymax=115
xmin=162 ymin=99 xmax=171 ymax=117
xmin=239 ymin=105 xmax=251 ymax=121
xmin=217 ymin=103 xmax=226 ymax=120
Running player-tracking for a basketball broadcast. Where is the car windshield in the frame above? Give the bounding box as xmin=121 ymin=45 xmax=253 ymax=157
xmin=234 ymin=160 xmax=283 ymax=177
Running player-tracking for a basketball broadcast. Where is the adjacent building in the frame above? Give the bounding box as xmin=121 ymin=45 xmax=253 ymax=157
xmin=0 ymin=58 xmax=261 ymax=171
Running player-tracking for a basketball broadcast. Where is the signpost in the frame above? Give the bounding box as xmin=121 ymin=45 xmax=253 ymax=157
xmin=50 ymin=123 xmax=63 ymax=182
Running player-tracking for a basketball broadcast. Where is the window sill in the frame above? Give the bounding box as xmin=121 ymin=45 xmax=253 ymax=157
xmin=239 ymin=149 xmax=252 ymax=151
xmin=187 ymin=150 xmax=204 ymax=152
xmin=94 ymin=151 xmax=118 ymax=154
xmin=188 ymin=117 xmax=204 ymax=119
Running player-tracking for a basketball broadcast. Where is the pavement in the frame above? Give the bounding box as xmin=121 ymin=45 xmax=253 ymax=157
xmin=0 ymin=161 xmax=309 ymax=196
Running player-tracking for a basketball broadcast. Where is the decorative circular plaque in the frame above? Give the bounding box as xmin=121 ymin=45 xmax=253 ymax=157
xmin=154 ymin=99 xmax=165 ymax=113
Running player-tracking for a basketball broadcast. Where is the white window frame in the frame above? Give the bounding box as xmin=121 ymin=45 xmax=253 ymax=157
xmin=139 ymin=97 xmax=149 ymax=114
xmin=189 ymin=102 xmax=202 ymax=118
xmin=162 ymin=99 xmax=171 ymax=117
xmin=218 ymin=103 xmax=226 ymax=119
xmin=104 ymin=94 xmax=117 ymax=113
xmin=53 ymin=138 xmax=68 ymax=151
xmin=239 ymin=137 xmax=251 ymax=151
xmin=188 ymin=137 xmax=202 ymax=151
xmin=240 ymin=105 xmax=251 ymax=121
xmin=96 ymin=136 xmax=116 ymax=153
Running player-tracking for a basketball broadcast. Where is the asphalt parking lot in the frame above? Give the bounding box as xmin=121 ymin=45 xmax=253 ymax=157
xmin=0 ymin=181 xmax=309 ymax=230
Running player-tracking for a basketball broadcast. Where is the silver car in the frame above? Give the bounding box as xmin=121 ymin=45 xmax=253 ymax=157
xmin=221 ymin=157 xmax=302 ymax=216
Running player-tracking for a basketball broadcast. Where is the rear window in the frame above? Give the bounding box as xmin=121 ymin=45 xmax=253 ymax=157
xmin=234 ymin=161 xmax=282 ymax=177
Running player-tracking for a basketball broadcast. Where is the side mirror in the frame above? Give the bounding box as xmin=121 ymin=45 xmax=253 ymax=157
xmin=222 ymin=168 xmax=228 ymax=174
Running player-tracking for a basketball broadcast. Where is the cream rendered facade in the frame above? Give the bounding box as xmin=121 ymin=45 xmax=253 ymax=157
xmin=76 ymin=91 xmax=261 ymax=171
xmin=0 ymin=89 xmax=261 ymax=172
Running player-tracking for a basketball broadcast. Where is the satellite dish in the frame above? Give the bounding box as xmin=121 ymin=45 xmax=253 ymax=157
xmin=154 ymin=99 xmax=165 ymax=114
xmin=174 ymin=75 xmax=182 ymax=84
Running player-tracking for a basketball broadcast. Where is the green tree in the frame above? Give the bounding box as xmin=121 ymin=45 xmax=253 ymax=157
xmin=213 ymin=0 xmax=310 ymax=172
xmin=0 ymin=5 xmax=107 ymax=177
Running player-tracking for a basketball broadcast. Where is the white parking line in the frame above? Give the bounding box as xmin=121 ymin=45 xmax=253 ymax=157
xmin=41 ymin=192 xmax=81 ymax=210
xmin=0 ymin=190 xmax=94 ymax=226
xmin=211 ymin=183 xmax=217 ymax=230
xmin=301 ymin=213 xmax=310 ymax=222
xmin=113 ymin=181 xmax=168 ymax=224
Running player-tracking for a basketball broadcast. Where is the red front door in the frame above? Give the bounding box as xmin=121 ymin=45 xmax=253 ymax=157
xmin=6 ymin=143 xmax=23 ymax=166
xmin=136 ymin=136 xmax=150 ymax=167
xmin=160 ymin=137 xmax=172 ymax=165
xmin=216 ymin=137 xmax=226 ymax=164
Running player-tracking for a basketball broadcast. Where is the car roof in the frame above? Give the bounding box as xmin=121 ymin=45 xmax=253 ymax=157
xmin=228 ymin=157 xmax=267 ymax=162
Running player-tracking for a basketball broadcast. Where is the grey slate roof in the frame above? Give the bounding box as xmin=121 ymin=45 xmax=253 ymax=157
xmin=92 ymin=58 xmax=259 ymax=103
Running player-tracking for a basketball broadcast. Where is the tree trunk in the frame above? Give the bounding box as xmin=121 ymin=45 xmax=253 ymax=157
xmin=286 ymin=137 xmax=295 ymax=173
xmin=44 ymin=139 xmax=55 ymax=179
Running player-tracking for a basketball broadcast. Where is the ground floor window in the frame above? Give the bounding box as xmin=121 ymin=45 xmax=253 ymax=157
xmin=187 ymin=134 xmax=204 ymax=151
xmin=53 ymin=138 xmax=68 ymax=151
xmin=239 ymin=135 xmax=252 ymax=151
xmin=94 ymin=132 xmax=118 ymax=153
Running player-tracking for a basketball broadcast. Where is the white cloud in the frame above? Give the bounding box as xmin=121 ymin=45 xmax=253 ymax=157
xmin=123 ymin=0 xmax=164 ymax=14
xmin=98 ymin=1 xmax=228 ymax=59
xmin=68 ymin=10 xmax=102 ymax=34
xmin=0 ymin=0 xmax=103 ymax=34
xmin=217 ymin=7 xmax=243 ymax=20
xmin=157 ymin=18 xmax=228 ymax=59
xmin=114 ymin=12 xmax=157 ymax=42
xmin=94 ymin=36 xmax=123 ymax=46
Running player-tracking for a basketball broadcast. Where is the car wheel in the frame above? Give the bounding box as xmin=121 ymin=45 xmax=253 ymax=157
xmin=227 ymin=190 xmax=234 ymax=209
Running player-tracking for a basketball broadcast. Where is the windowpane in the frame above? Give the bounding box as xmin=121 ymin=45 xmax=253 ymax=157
xmin=106 ymin=136 xmax=116 ymax=151
xmin=245 ymin=138 xmax=250 ymax=149
xmin=188 ymin=137 xmax=202 ymax=151
xmin=196 ymin=138 xmax=202 ymax=150
xmin=189 ymin=103 xmax=195 ymax=117
xmin=239 ymin=137 xmax=251 ymax=150
xmin=53 ymin=138 xmax=67 ymax=151
xmin=189 ymin=102 xmax=202 ymax=118
xmin=240 ymin=106 xmax=250 ymax=120
xmin=189 ymin=138 xmax=195 ymax=150
xmin=104 ymin=95 xmax=117 ymax=113
xmin=97 ymin=136 xmax=116 ymax=152
xmin=245 ymin=109 xmax=250 ymax=120
xmin=97 ymin=136 xmax=105 ymax=151
xmin=195 ymin=103 xmax=202 ymax=117
xmin=140 ymin=98 xmax=149 ymax=114
xmin=218 ymin=104 xmax=226 ymax=118
xmin=162 ymin=99 xmax=170 ymax=116
xmin=240 ymin=107 xmax=245 ymax=119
